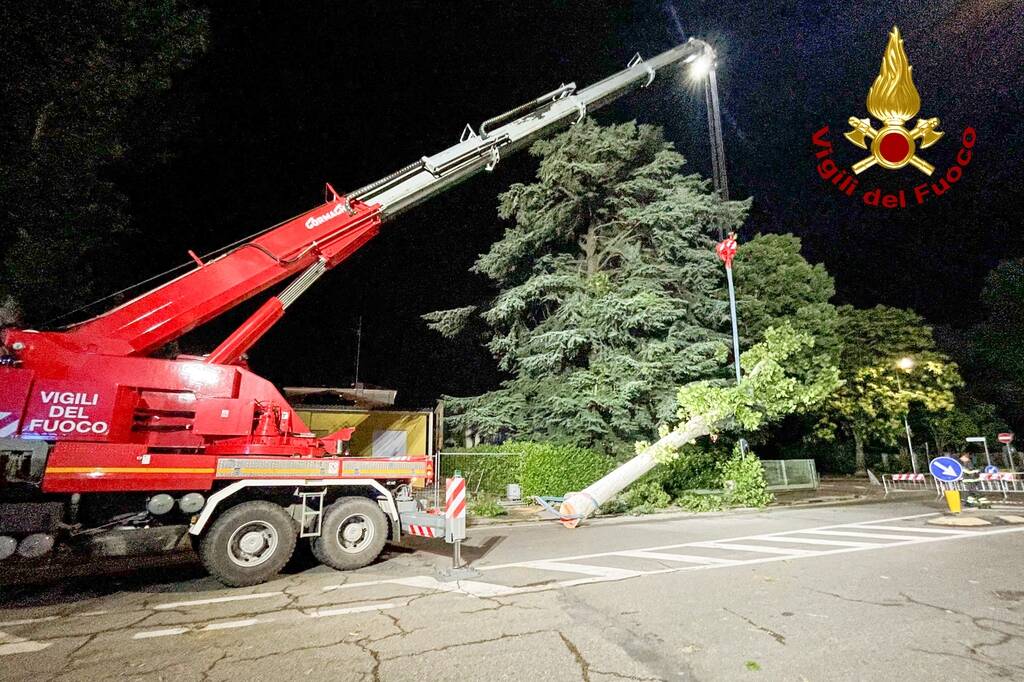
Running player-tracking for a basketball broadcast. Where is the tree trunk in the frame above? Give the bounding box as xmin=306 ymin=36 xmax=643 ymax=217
xmin=559 ymin=415 xmax=710 ymax=527
xmin=853 ymin=429 xmax=866 ymax=476
xmin=584 ymin=223 xmax=598 ymax=277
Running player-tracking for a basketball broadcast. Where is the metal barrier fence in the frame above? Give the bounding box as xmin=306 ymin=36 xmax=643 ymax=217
xmin=761 ymin=459 xmax=819 ymax=491
xmin=882 ymin=473 xmax=934 ymax=495
xmin=429 ymin=452 xmax=525 ymax=511
xmin=936 ymin=472 xmax=1024 ymax=503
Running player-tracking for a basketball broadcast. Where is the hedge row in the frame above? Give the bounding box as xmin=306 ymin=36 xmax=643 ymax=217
xmin=442 ymin=441 xmax=613 ymax=498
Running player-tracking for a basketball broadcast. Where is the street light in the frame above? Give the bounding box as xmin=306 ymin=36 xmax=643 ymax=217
xmin=690 ymin=45 xmax=729 ymax=225
xmin=895 ymin=357 xmax=917 ymax=473
xmin=689 ymin=54 xmax=713 ymax=81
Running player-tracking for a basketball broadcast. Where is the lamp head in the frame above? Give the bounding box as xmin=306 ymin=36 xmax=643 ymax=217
xmin=689 ymin=53 xmax=714 ymax=81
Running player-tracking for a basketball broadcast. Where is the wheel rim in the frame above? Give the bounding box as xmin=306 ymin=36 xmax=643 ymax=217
xmin=336 ymin=513 xmax=375 ymax=554
xmin=227 ymin=521 xmax=279 ymax=567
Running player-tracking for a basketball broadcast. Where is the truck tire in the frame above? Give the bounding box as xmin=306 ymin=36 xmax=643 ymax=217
xmin=311 ymin=497 xmax=388 ymax=571
xmin=198 ymin=501 xmax=297 ymax=587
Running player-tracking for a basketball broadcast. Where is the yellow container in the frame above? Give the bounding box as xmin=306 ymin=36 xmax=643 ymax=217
xmin=944 ymin=489 xmax=962 ymax=514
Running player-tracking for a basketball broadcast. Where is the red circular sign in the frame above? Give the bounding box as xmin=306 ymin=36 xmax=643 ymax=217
xmin=715 ymin=235 xmax=738 ymax=268
xmin=878 ymin=131 xmax=910 ymax=163
xmin=998 ymin=432 xmax=1014 ymax=444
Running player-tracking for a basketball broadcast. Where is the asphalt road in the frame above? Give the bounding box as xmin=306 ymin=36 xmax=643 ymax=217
xmin=2 ymin=500 xmax=1023 ymax=681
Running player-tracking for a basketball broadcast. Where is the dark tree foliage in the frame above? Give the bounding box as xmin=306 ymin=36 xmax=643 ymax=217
xmin=733 ymin=233 xmax=840 ymax=360
xmin=0 ymin=0 xmax=208 ymax=323
xmin=425 ymin=120 xmax=749 ymax=451
xmin=819 ymin=305 xmax=961 ymax=473
xmin=945 ymin=258 xmax=1024 ymax=431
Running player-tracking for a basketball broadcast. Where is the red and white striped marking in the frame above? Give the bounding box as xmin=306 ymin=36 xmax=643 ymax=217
xmin=446 ymin=477 xmax=466 ymax=521
xmin=406 ymin=524 xmax=439 ymax=538
xmin=979 ymin=472 xmax=1015 ymax=481
xmin=0 ymin=412 xmax=19 ymax=438
xmin=891 ymin=473 xmax=926 ymax=481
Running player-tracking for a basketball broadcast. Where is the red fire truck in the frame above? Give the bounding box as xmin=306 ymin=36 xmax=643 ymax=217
xmin=0 ymin=39 xmax=712 ymax=585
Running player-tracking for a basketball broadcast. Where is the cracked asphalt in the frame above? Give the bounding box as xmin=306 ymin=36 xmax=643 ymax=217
xmin=2 ymin=500 xmax=1023 ymax=681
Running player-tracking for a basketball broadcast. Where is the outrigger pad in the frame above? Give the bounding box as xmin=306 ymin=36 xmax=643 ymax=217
xmin=436 ymin=565 xmax=482 ymax=582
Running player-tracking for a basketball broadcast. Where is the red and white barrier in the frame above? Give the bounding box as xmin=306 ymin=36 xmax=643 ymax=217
xmin=891 ymin=473 xmax=926 ymax=481
xmin=882 ymin=472 xmax=934 ymax=496
xmin=445 ymin=476 xmax=467 ymax=543
xmin=406 ymin=524 xmax=439 ymax=538
xmin=979 ymin=472 xmax=1015 ymax=481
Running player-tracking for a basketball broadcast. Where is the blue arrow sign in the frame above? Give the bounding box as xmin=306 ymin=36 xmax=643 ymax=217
xmin=929 ymin=456 xmax=964 ymax=482
xmin=985 ymin=464 xmax=999 ymax=474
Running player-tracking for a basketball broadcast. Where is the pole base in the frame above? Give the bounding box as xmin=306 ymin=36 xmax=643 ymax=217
xmin=436 ymin=566 xmax=481 ymax=582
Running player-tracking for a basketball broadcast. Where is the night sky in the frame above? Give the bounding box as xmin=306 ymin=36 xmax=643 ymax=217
xmin=108 ymin=1 xmax=1023 ymax=407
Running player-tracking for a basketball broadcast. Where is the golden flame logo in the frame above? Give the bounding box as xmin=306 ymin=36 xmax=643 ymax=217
xmin=866 ymin=27 xmax=920 ymax=125
xmin=844 ymin=26 xmax=943 ymax=175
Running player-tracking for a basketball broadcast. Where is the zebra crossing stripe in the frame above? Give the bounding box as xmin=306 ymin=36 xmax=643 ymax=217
xmin=753 ymin=535 xmax=878 ymax=548
xmin=689 ymin=542 xmax=816 ymax=556
xmin=851 ymin=525 xmax=969 ymax=535
xmin=616 ymin=550 xmax=736 ymax=564
xmin=517 ymin=561 xmax=640 ymax=579
xmin=804 ymin=530 xmax=927 ymax=541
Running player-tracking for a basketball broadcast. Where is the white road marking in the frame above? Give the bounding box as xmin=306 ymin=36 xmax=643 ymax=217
xmin=201 ymin=618 xmax=261 ymax=631
xmin=752 ymin=536 xmax=879 ymax=548
xmin=616 ymin=550 xmax=737 ymax=564
xmin=0 ymin=616 xmax=59 ymax=627
xmin=517 ymin=561 xmax=641 ymax=579
xmin=477 ymin=512 xmax=941 ymax=571
xmin=153 ymin=591 xmax=284 ymax=610
xmin=690 ymin=542 xmax=816 ymax=556
xmin=392 ymin=575 xmax=522 ymax=597
xmin=804 ymin=530 xmax=931 ymax=541
xmin=0 ymin=640 xmax=51 ymax=656
xmin=0 ymin=629 xmax=52 ymax=656
xmin=851 ymin=524 xmax=970 ymax=535
xmin=322 ymin=578 xmax=397 ymax=592
xmin=309 ymin=603 xmax=397 ymax=618
xmin=133 ymin=627 xmax=190 ymax=640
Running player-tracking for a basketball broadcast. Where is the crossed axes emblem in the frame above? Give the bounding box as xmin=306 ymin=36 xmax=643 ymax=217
xmin=844 ymin=116 xmax=943 ymax=176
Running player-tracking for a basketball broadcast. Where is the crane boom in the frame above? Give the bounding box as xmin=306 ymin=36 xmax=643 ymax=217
xmin=361 ymin=39 xmax=707 ymax=218
xmin=6 ymin=39 xmax=709 ymax=362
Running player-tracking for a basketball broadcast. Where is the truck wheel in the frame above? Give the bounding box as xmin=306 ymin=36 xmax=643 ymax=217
xmin=198 ymin=501 xmax=297 ymax=587
xmin=311 ymin=497 xmax=388 ymax=571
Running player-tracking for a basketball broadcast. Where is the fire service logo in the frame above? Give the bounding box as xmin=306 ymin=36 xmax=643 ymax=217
xmin=811 ymin=26 xmax=975 ymax=208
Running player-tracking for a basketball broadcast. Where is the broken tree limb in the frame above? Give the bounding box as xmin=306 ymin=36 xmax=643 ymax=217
xmin=556 ymin=324 xmax=841 ymax=528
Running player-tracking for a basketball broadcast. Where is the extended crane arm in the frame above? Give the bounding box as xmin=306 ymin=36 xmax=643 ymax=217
xmin=38 ymin=39 xmax=709 ymax=360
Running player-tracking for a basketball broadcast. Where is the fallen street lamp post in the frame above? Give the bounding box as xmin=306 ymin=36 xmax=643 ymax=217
xmin=716 ymin=234 xmax=742 ymax=383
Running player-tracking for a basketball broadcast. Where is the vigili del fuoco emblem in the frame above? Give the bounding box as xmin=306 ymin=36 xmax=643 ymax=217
xmin=844 ymin=26 xmax=943 ymax=176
